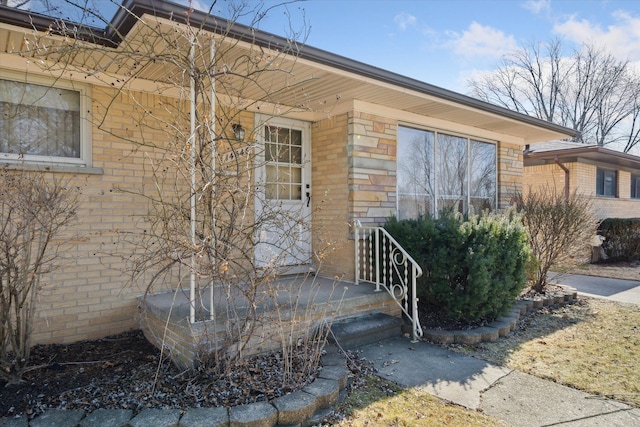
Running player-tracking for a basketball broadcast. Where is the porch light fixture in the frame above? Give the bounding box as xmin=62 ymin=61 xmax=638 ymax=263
xmin=232 ymin=123 xmax=245 ymax=141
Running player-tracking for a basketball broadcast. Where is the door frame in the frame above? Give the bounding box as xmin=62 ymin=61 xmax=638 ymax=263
xmin=254 ymin=114 xmax=312 ymax=269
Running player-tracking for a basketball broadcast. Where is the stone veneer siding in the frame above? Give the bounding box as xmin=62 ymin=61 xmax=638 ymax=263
xmin=348 ymin=112 xmax=397 ymax=228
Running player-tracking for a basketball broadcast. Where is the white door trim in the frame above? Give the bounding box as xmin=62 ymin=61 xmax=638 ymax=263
xmin=254 ymin=114 xmax=312 ymax=269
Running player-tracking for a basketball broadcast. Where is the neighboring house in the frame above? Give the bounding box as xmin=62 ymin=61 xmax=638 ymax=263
xmin=523 ymin=141 xmax=640 ymax=219
xmin=0 ymin=0 xmax=577 ymax=347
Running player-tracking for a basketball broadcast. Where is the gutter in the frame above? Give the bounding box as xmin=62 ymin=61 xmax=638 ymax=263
xmin=115 ymin=0 xmax=578 ymax=139
xmin=0 ymin=0 xmax=580 ymax=140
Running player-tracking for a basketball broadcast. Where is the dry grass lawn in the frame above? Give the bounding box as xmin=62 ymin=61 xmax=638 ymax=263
xmin=448 ymin=297 xmax=640 ymax=407
xmin=326 ymin=264 xmax=639 ymax=425
xmin=329 ymin=376 xmax=506 ymax=426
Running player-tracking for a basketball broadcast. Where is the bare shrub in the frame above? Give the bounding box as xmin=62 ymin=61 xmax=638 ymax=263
xmin=0 ymin=169 xmax=78 ymax=384
xmin=16 ymin=0 xmax=341 ymax=384
xmin=512 ymin=186 xmax=599 ymax=292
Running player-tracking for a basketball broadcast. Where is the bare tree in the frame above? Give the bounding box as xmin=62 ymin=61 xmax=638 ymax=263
xmin=512 ymin=185 xmax=598 ymax=293
xmin=0 ymin=170 xmax=78 ymax=384
xmin=469 ymin=39 xmax=640 ymax=151
xmin=13 ymin=0 xmax=340 ymax=379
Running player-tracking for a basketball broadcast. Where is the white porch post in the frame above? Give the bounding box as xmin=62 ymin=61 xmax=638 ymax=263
xmin=189 ymin=38 xmax=197 ymax=324
xmin=209 ymin=40 xmax=216 ymax=321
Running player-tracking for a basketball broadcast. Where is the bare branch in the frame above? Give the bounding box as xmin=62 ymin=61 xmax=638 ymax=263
xmin=469 ymin=38 xmax=640 ymax=151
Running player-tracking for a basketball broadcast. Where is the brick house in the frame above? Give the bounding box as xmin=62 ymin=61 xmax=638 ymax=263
xmin=0 ymin=0 xmax=577 ymax=348
xmin=524 ymin=141 xmax=640 ymax=219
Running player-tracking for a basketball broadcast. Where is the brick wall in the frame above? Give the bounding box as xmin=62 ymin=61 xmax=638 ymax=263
xmin=32 ymin=87 xmax=182 ymax=344
xmin=524 ymin=161 xmax=640 ymax=219
xmin=140 ymin=282 xmax=400 ymax=369
xmin=498 ymin=142 xmax=524 ymax=208
xmin=311 ymin=114 xmax=352 ymax=279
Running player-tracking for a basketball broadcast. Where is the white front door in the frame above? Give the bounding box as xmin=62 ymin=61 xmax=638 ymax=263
xmin=255 ymin=115 xmax=312 ymax=269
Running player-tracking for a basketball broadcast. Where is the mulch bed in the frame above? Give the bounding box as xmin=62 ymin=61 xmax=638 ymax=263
xmin=1 ymin=330 xmax=373 ymax=420
xmin=4 ymin=291 xmax=557 ymax=419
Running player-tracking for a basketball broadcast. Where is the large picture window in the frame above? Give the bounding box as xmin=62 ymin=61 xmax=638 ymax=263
xmin=397 ymin=126 xmax=496 ymax=219
xmin=0 ymin=77 xmax=88 ymax=165
xmin=596 ymin=168 xmax=617 ymax=197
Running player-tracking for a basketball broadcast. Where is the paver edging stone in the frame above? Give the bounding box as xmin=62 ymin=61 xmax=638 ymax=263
xmin=79 ymin=408 xmax=133 ymax=427
xmin=422 ymin=287 xmax=578 ymax=345
xmin=10 ymin=348 xmax=350 ymax=427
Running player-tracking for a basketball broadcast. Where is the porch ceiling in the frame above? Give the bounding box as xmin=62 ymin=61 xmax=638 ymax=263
xmin=0 ymin=0 xmax=577 ymax=144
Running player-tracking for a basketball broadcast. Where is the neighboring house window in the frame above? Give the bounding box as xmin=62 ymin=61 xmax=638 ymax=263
xmin=632 ymin=175 xmax=640 ymax=199
xmin=0 ymin=77 xmax=89 ymax=166
xmin=397 ymin=126 xmax=496 ymax=219
xmin=596 ymin=168 xmax=617 ymax=197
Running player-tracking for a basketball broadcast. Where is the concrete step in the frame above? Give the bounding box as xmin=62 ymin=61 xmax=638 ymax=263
xmin=328 ymin=312 xmax=404 ymax=349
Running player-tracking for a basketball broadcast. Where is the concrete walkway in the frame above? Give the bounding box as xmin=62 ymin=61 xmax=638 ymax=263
xmin=549 ymin=272 xmax=640 ymax=305
xmin=358 ymin=337 xmax=640 ymax=426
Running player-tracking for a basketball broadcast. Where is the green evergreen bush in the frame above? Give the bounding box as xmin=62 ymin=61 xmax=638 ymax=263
xmin=384 ymin=212 xmax=529 ymax=324
xmin=599 ymin=218 xmax=640 ymax=262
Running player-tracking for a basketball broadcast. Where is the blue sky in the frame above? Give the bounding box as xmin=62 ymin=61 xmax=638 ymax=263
xmin=232 ymin=0 xmax=640 ymax=94
xmin=15 ymin=0 xmax=640 ymax=94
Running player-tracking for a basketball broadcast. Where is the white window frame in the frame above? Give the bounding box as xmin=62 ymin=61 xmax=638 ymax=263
xmin=396 ymin=125 xmax=497 ymax=219
xmin=0 ymin=70 xmax=92 ymax=168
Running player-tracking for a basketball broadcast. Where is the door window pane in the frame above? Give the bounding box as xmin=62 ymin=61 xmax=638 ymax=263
xmin=264 ymin=125 xmax=303 ymax=200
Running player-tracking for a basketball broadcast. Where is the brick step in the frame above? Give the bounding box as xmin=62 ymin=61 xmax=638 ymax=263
xmin=328 ymin=312 xmax=404 ymax=349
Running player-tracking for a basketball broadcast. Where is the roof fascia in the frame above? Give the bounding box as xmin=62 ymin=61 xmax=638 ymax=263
xmin=0 ymin=4 xmax=115 ymax=46
xmin=525 ymin=146 xmax=640 ymax=169
xmin=0 ymin=0 xmax=579 ymax=139
xmin=114 ymin=1 xmax=578 ymax=139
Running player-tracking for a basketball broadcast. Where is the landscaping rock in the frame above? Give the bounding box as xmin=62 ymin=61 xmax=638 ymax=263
xmin=475 ymin=326 xmax=500 ymax=342
xmin=0 ymin=417 xmax=28 ymax=427
xmin=229 ymin=401 xmax=277 ymax=427
xmin=489 ymin=319 xmax=513 ymax=337
xmin=423 ymin=329 xmax=455 ymax=344
xmin=80 ymin=409 xmax=132 ymax=427
xmin=129 ymin=409 xmax=181 ymax=427
xmin=453 ymin=330 xmax=482 ymax=345
xmin=318 ymin=365 xmax=349 ymax=389
xmin=271 ymin=391 xmax=317 ymax=425
xmin=180 ymin=407 xmax=228 ymax=427
xmin=30 ymin=410 xmax=84 ymax=427
xmin=302 ymin=379 xmax=339 ymax=409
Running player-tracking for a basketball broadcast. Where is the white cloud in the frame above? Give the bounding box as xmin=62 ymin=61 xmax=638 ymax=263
xmin=554 ymin=10 xmax=640 ymax=62
xmin=394 ymin=12 xmax=417 ymax=31
xmin=449 ymin=22 xmax=518 ymax=58
xmin=522 ymin=0 xmax=551 ymax=15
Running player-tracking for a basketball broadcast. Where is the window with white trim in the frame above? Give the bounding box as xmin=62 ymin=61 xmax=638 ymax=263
xmin=397 ymin=126 xmax=497 ymax=219
xmin=0 ymin=77 xmax=90 ymax=166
